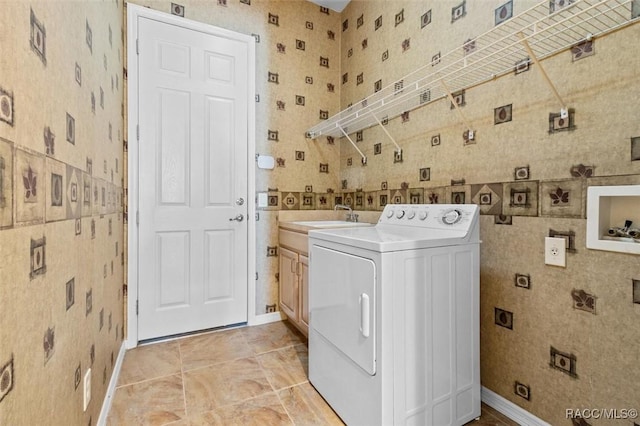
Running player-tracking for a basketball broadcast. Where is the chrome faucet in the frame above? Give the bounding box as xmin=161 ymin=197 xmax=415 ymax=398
xmin=335 ymin=204 xmax=359 ymax=222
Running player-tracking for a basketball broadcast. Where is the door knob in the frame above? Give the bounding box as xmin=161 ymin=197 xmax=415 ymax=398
xmin=229 ymin=214 xmax=244 ymax=222
xmin=236 ymin=198 xmax=245 ymax=205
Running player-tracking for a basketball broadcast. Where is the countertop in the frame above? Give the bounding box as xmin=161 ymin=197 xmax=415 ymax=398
xmin=278 ymin=220 xmax=374 ymax=234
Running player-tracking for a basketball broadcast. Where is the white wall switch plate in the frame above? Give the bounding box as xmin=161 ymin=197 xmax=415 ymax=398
xmin=83 ymin=368 xmax=91 ymax=411
xmin=256 ymin=155 xmax=275 ymax=169
xmin=545 ymin=237 xmax=566 ymax=267
xmin=257 ymin=192 xmax=268 ymax=208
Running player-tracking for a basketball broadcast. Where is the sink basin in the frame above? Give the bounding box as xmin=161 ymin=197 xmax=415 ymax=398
xmin=291 ymin=220 xmax=372 ymax=228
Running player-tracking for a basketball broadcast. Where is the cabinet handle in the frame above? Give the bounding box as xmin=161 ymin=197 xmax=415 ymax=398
xmin=290 ymin=258 xmax=296 ymax=274
xmin=296 ymin=260 xmax=301 ymax=276
xmin=359 ymin=293 xmax=370 ymax=338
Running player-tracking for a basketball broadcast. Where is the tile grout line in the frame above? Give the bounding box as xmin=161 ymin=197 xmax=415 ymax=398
xmin=255 ymin=344 xmax=289 ymax=415
xmin=180 ymin=353 xmax=256 ymax=375
xmin=271 ymin=379 xmax=298 ymax=425
xmin=114 ymin=370 xmax=183 ymax=389
xmin=175 ymin=349 xmax=294 ymax=422
xmin=273 ymin=379 xmax=311 ymax=393
xmin=249 ymin=328 xmax=305 ymax=425
xmin=173 ymin=323 xmax=308 ymax=422
xmin=177 ymin=340 xmax=188 ymax=419
xmin=247 ymin=339 xmax=308 ymax=357
xmin=179 ymin=327 xmax=282 ymax=418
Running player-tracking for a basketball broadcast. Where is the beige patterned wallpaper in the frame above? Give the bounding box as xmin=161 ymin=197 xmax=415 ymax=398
xmin=337 ymin=0 xmax=640 ymax=425
xmin=0 ymin=1 xmax=125 ymax=425
xmin=3 ymin=0 xmax=638 ymax=424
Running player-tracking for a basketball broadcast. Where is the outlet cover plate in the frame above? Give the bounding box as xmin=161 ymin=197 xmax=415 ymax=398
xmin=83 ymin=368 xmax=91 ymax=411
xmin=545 ymin=237 xmax=566 ymax=267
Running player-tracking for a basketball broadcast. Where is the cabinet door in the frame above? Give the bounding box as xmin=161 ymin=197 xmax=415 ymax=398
xmin=299 ymin=254 xmax=309 ymax=335
xmin=279 ymin=246 xmax=299 ymax=321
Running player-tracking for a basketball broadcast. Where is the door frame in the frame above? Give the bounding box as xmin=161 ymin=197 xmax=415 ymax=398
xmin=126 ymin=4 xmax=256 ymax=348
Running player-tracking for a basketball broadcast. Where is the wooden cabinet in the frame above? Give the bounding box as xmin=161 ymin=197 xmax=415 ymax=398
xmin=278 ymin=228 xmax=310 ymax=336
xmin=299 ymin=255 xmax=309 ymax=331
xmin=278 ymin=246 xmax=300 ymax=321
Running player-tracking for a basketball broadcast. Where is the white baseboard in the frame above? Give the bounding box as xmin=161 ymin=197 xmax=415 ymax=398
xmin=97 ymin=342 xmax=127 ymax=426
xmin=250 ymin=311 xmax=285 ymax=326
xmin=482 ymin=386 xmax=551 ymax=426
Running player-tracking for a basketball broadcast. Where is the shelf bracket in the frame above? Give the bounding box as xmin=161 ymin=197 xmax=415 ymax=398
xmin=517 ymin=32 xmax=568 ymax=117
xmin=439 ymin=78 xmax=474 ymax=138
xmin=339 ymin=126 xmax=367 ymax=165
xmin=372 ymin=115 xmax=402 ymax=155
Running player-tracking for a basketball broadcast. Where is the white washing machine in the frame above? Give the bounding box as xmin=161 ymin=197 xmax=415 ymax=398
xmin=308 ymin=204 xmax=480 ymax=426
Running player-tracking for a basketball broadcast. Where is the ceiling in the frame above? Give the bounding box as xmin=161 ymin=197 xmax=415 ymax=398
xmin=306 ymin=0 xmax=351 ymax=12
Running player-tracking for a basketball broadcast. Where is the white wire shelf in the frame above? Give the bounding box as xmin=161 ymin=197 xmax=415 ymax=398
xmin=306 ymin=0 xmax=640 ymax=139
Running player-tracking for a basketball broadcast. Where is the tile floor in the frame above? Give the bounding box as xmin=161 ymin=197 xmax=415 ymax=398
xmin=107 ymin=321 xmax=518 ymax=426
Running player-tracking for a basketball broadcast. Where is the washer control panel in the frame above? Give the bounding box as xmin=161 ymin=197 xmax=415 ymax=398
xmin=378 ymin=204 xmax=478 ymax=230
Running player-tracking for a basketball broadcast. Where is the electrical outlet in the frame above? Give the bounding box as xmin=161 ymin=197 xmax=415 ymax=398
xmin=545 ymin=237 xmax=566 ymax=267
xmin=560 ymin=108 xmax=568 ymax=119
xmin=83 ymin=368 xmax=91 ymax=411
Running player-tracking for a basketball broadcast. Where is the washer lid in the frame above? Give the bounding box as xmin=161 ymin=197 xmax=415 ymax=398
xmin=309 ymin=204 xmax=479 ymax=252
xmin=309 ymin=225 xmax=473 ymax=252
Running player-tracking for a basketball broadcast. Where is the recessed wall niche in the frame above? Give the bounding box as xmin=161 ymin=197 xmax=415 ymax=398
xmin=586 ymin=185 xmax=640 ymax=255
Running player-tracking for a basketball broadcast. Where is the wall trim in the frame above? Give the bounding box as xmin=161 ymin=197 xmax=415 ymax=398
xmin=251 ymin=311 xmax=285 ymax=326
xmin=482 ymin=386 xmax=551 ymax=426
xmin=126 ymin=3 xmax=256 ymax=347
xmin=97 ymin=342 xmax=127 ymax=426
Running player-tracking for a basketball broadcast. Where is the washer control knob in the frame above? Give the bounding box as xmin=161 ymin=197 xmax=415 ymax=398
xmin=419 ymin=211 xmax=428 ymax=220
xmin=442 ymin=209 xmax=462 ymax=225
xmin=386 ymin=209 xmax=395 ymax=218
xmin=396 ymin=210 xmax=406 ymax=219
xmin=407 ymin=211 xmax=416 ymax=220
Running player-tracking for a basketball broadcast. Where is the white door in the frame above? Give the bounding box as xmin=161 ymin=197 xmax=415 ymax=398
xmin=136 ymin=17 xmax=249 ymax=340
